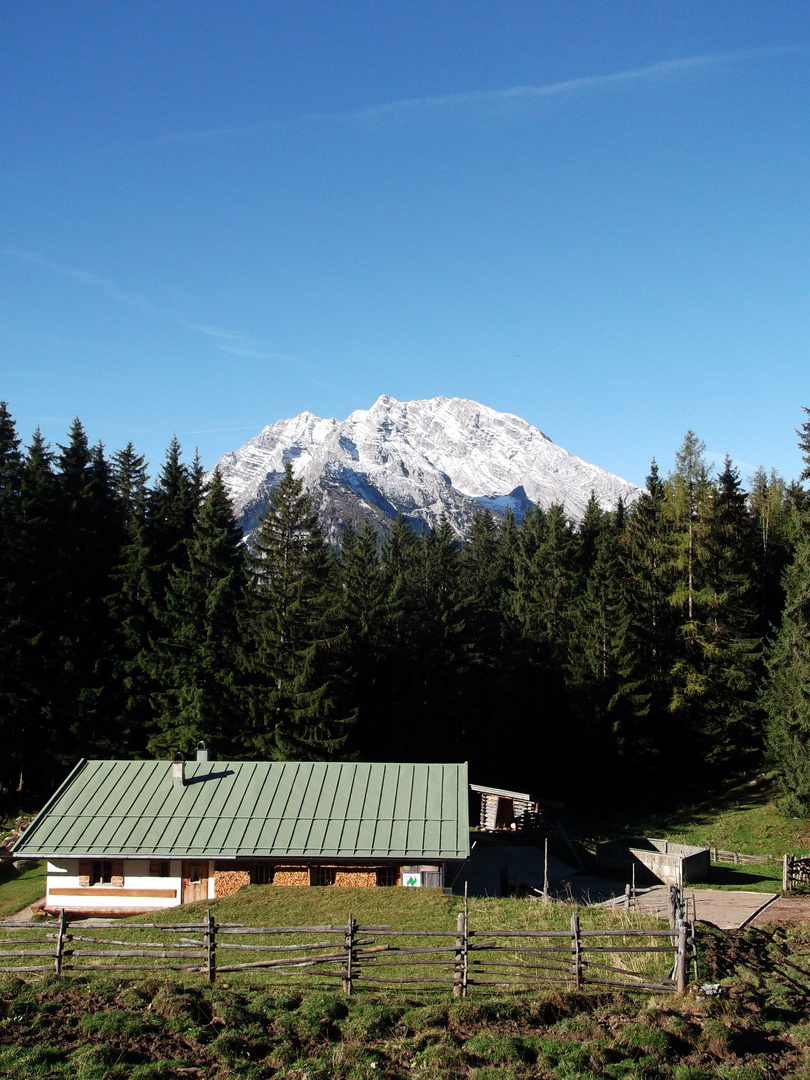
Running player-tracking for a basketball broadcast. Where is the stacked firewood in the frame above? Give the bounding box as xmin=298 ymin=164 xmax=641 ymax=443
xmin=214 ymin=868 xmax=251 ymax=897
xmin=271 ymin=868 xmax=311 ymax=886
xmin=332 ymin=869 xmax=377 ymax=887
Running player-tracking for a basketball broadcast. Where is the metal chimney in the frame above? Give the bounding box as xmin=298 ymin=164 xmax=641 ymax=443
xmin=172 ymin=752 xmax=186 ymax=786
xmin=196 ymin=740 xmax=209 ymax=762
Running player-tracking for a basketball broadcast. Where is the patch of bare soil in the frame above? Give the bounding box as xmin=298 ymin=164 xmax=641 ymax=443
xmin=749 ymin=894 xmax=810 ymax=927
xmin=0 ymin=985 xmax=227 ymax=1077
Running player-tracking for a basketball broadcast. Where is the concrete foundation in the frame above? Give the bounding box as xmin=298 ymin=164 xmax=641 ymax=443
xmin=597 ymin=838 xmax=711 ymax=887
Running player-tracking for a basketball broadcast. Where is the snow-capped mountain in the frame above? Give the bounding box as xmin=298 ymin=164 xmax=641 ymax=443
xmin=213 ymin=396 xmax=640 ymax=542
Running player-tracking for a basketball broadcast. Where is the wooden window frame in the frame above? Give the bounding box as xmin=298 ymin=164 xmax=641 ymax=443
xmin=79 ymin=860 xmax=124 ymax=888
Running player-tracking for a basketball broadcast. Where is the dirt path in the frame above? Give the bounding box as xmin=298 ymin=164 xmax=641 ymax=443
xmin=628 ymin=886 xmax=780 ymax=930
xmin=3 ymin=897 xmax=46 ymax=923
xmin=748 ymin=894 xmax=810 ymax=926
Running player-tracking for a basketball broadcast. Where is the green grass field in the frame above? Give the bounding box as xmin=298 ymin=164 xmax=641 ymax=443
xmin=2 ymin=913 xmax=810 ymax=1078
xmin=0 ymin=860 xmax=45 ymax=918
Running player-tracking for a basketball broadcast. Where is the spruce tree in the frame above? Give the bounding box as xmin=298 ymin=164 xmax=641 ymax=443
xmin=147 ymin=469 xmax=247 ymax=757
xmin=699 ymin=458 xmax=762 ymax=768
xmin=612 ymin=460 xmax=676 ymax=778
xmin=665 ymin=432 xmax=717 ymax=758
xmin=0 ymin=404 xmax=24 ymax=797
xmin=765 ymin=409 xmax=810 ymax=814
xmin=749 ymin=466 xmax=790 ymax=639
xmin=244 ymin=462 xmax=352 ymax=759
xmin=17 ymin=431 xmax=66 ymax=790
xmin=52 ymin=423 xmax=124 ymax=762
xmin=410 ymin=516 xmax=471 ymax=760
xmin=335 ymin=519 xmax=391 ymax=757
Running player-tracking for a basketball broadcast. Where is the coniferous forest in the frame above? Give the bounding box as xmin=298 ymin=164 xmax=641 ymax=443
xmin=3 ymin=400 xmax=810 ymax=815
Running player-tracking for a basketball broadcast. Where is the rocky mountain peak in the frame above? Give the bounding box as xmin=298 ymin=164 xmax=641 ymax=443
xmin=213 ymin=396 xmax=639 ymax=542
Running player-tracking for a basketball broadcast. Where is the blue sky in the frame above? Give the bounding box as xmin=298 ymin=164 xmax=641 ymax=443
xmin=2 ymin=1 xmax=809 ymax=487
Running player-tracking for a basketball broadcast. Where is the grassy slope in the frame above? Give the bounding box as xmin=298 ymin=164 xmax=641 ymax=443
xmin=2 ymin=904 xmax=810 ymax=1078
xmin=161 ymin=882 xmax=668 ymax=934
xmin=0 ymin=861 xmax=45 ymax=918
xmin=568 ymin=776 xmax=810 ymax=893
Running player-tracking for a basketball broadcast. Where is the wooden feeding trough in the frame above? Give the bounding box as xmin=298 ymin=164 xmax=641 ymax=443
xmin=597 ymin=838 xmax=711 ymax=887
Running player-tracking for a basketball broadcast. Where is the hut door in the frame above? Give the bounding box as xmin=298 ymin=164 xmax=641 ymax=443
xmin=182 ymin=860 xmax=209 ymax=903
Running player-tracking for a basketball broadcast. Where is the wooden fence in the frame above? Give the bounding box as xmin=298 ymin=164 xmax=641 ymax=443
xmin=0 ymin=909 xmax=691 ymax=995
xmin=783 ymin=854 xmax=810 ymax=892
xmin=710 ymin=848 xmax=773 ymax=866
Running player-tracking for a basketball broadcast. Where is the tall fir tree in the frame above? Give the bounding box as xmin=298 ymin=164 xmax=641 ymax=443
xmin=147 ymin=469 xmax=247 ymax=757
xmin=0 ymin=404 xmax=25 ymax=798
xmin=244 ymin=462 xmax=352 ymax=759
xmin=612 ymin=460 xmax=676 ymax=777
xmin=52 ymin=422 xmax=124 ymax=763
xmin=335 ymin=519 xmax=391 ymax=757
xmin=765 ymin=408 xmax=810 ymax=814
xmin=749 ymin=466 xmax=790 ymax=639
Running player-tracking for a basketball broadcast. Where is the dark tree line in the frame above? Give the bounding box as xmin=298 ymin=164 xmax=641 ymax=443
xmin=0 ymin=400 xmax=806 ymax=810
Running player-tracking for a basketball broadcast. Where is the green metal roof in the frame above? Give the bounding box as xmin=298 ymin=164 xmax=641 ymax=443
xmin=14 ymin=760 xmax=470 ymax=861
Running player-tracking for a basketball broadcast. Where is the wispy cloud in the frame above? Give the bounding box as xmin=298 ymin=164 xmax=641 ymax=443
xmin=0 ymin=246 xmax=298 ymax=364
xmin=182 ymin=321 xmax=304 ymax=364
xmin=139 ymin=44 xmax=808 ymax=146
xmin=147 ymin=120 xmax=291 ymax=148
xmin=0 ymin=245 xmax=157 ymax=315
xmin=346 ymin=46 xmax=807 ymax=125
xmin=706 ymin=450 xmax=759 ymax=478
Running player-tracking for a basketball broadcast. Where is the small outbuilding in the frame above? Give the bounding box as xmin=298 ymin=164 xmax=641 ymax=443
xmin=12 ymin=749 xmax=469 ymax=916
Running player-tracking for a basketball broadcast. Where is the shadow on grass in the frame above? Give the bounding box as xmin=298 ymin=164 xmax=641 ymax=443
xmin=707 ymin=866 xmax=781 ymax=888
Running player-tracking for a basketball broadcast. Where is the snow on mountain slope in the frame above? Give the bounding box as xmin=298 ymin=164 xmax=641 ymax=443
xmin=213 ymin=395 xmax=640 ymax=541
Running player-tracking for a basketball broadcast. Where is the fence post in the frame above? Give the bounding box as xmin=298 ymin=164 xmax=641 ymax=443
xmin=783 ymin=853 xmax=791 ymax=893
xmin=204 ymin=908 xmax=216 ymax=983
xmin=668 ymin=885 xmax=681 ymax=929
xmin=54 ymin=909 xmax=68 ymax=976
xmin=342 ymin=914 xmax=355 ymax=996
xmin=570 ymin=911 xmax=582 ymax=990
xmin=675 ymin=919 xmax=688 ymax=994
xmin=453 ymin=910 xmax=468 ymax=997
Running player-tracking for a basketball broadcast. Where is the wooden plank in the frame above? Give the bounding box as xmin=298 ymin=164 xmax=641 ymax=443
xmin=0 ymin=921 xmax=61 ymax=930
xmin=0 ymin=937 xmax=55 ymax=945
xmin=580 ymin=929 xmax=677 ymax=938
xmin=68 ymin=935 xmax=203 ymax=949
xmin=76 ymin=963 xmax=204 ymax=972
xmin=584 ymin=961 xmax=667 ymax=979
xmin=215 ymin=940 xmax=367 ymax=954
xmin=585 ymin=977 xmax=676 ymax=992
xmin=215 ymin=925 xmax=349 ymax=934
xmin=468 ymin=929 xmax=572 ymax=938
xmin=67 ymin=949 xmax=206 ymax=959
xmin=469 ymin=977 xmax=571 ymax=987
xmin=48 ymin=888 xmax=177 ymax=898
xmin=0 ymin=965 xmax=55 ymax=973
xmin=584 ymin=945 xmax=677 ymax=954
xmin=0 ymin=949 xmax=56 ymax=958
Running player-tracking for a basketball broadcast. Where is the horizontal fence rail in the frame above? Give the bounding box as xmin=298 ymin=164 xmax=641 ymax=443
xmin=0 ymin=909 xmax=692 ymax=995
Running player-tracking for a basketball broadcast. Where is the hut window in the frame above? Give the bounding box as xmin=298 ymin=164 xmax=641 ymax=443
xmin=251 ymin=864 xmax=274 ymax=885
xmin=150 ymin=861 xmax=171 ymax=877
xmin=89 ymin=861 xmax=124 ymax=887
